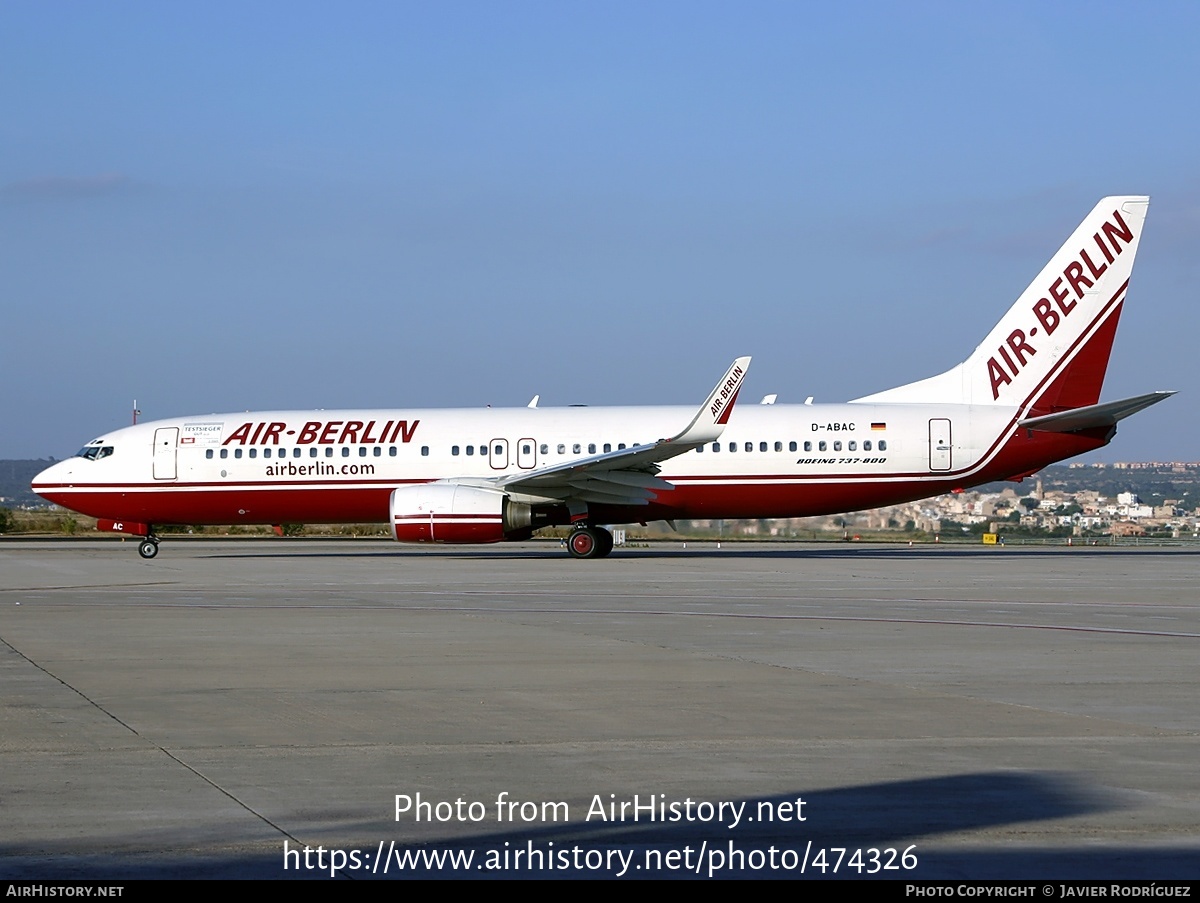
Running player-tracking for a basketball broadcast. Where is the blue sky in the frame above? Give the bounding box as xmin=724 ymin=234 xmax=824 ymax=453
xmin=3 ymin=1 xmax=1197 ymax=461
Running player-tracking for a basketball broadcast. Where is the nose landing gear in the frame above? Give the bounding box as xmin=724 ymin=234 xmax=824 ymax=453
xmin=137 ymin=534 xmax=160 ymax=559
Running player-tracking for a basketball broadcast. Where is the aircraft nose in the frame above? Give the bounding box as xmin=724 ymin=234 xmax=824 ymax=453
xmin=31 ymin=459 xmax=75 ymax=496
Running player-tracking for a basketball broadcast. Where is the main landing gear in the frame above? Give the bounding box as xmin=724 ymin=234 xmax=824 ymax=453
xmin=567 ymin=525 xmax=614 ymax=559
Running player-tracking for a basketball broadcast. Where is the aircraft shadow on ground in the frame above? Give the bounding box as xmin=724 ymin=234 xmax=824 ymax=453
xmin=199 ymin=544 xmax=1200 ymax=562
xmin=6 ymin=770 xmax=1196 ymax=879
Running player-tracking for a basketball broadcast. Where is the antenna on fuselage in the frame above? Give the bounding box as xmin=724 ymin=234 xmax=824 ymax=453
xmin=133 ymin=400 xmax=141 ymax=425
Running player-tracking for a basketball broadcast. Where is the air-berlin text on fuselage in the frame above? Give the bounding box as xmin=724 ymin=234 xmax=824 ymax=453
xmin=987 ymin=208 xmax=1134 ymax=401
xmin=710 ymin=365 xmax=745 ymax=419
xmin=222 ymin=419 xmax=420 ymax=446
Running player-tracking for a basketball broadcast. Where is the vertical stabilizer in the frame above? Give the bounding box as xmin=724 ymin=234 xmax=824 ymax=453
xmin=853 ymin=196 xmax=1149 ymax=412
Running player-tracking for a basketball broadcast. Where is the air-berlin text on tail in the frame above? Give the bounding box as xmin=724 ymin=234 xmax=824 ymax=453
xmin=987 ymin=208 xmax=1134 ymax=401
xmin=222 ymin=419 xmax=420 ymax=446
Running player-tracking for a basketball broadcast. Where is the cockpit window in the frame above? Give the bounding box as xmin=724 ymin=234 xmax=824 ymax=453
xmin=76 ymin=446 xmax=115 ymax=461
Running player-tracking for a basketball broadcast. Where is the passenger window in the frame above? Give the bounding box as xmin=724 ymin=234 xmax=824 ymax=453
xmin=325 ymin=447 xmax=333 ymax=458
xmin=774 ymin=441 xmax=782 ymax=452
xmin=588 ymin=443 xmax=596 ymax=454
xmin=389 ymin=447 xmax=397 ymax=456
xmin=263 ymin=448 xmax=271 ymax=459
xmin=557 ymin=444 xmax=566 ymax=454
xmin=422 ymin=446 xmax=430 ymax=456
xmin=804 ymin=441 xmax=812 ymax=452
xmin=696 ymin=445 xmax=703 ymax=453
xmin=864 ymin=441 xmax=872 ymax=451
xmin=293 ymin=448 xmax=301 ymax=458
xmin=848 ymin=441 xmax=856 ymax=451
xmin=818 ymin=441 xmax=826 ymax=452
xmin=729 ymin=442 xmax=737 ymax=452
xmin=494 ymin=444 xmax=503 ymax=456
xmin=539 ymin=444 xmax=548 ymax=454
xmin=342 ymin=447 xmax=350 ymax=457
xmin=789 ymin=441 xmax=797 ymax=452
xmin=235 ymin=449 xmax=243 ymax=459
xmin=309 ymin=448 xmax=317 ymax=458
xmin=373 ymin=447 xmax=382 ymax=457
xmin=618 ymin=443 xmax=626 ymax=450
xmin=452 ymin=446 xmax=460 ymax=455
xmin=220 ymin=449 xmax=228 ymax=459
xmin=466 ymin=446 xmax=474 ymax=456
xmin=759 ymin=442 xmax=767 ymax=452
xmin=359 ymin=447 xmax=367 ymax=457
xmin=745 ymin=442 xmax=753 ymax=452
xmin=712 ymin=442 xmax=720 ymax=452
xmin=573 ymin=444 xmax=581 ymax=454
xmin=206 ymin=449 xmax=213 ymax=459
xmin=603 ymin=443 xmax=611 ymax=453
xmin=249 ymin=448 xmax=257 ymax=458
xmin=833 ymin=441 xmax=842 ymax=451
xmin=879 ymin=440 xmax=888 ymax=451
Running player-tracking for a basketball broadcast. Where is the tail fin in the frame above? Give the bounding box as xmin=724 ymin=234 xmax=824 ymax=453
xmin=853 ymin=196 xmax=1149 ymax=413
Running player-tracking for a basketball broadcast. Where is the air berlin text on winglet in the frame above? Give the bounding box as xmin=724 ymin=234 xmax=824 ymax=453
xmin=986 ymin=207 xmax=1135 ymax=401
xmin=710 ymin=365 xmax=745 ymax=419
xmin=222 ymin=419 xmax=421 ymax=446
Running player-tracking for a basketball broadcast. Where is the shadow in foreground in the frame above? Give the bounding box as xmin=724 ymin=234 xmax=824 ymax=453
xmin=7 ymin=771 xmax=1194 ymax=879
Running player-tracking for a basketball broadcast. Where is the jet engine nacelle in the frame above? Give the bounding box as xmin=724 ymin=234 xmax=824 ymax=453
xmin=389 ymin=484 xmax=532 ymax=544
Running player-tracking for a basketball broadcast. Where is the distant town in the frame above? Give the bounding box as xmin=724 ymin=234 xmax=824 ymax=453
xmin=680 ymin=461 xmax=1200 ymax=541
xmin=3 ymin=459 xmax=1199 ymax=540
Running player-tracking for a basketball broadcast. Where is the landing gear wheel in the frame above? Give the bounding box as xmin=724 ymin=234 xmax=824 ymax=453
xmin=567 ymin=526 xmax=614 ymax=559
xmin=568 ymin=527 xmax=600 ymax=559
xmin=138 ymin=540 xmax=159 ymax=560
xmin=595 ymin=527 xmax=614 ymax=558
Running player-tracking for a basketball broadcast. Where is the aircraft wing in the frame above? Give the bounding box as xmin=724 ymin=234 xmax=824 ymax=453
xmin=1019 ymin=391 xmax=1175 ymax=433
xmin=492 ymin=356 xmax=751 ymax=506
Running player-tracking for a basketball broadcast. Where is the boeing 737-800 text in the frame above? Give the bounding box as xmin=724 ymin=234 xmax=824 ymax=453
xmin=32 ymin=196 xmax=1172 ymax=559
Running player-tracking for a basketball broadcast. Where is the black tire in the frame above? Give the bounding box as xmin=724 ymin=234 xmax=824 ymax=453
xmin=594 ymin=527 xmax=614 ymax=557
xmin=567 ymin=528 xmax=600 ymax=559
xmin=138 ymin=540 xmax=159 ymax=559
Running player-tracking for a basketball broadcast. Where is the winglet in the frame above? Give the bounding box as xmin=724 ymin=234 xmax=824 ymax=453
xmin=668 ymin=356 xmax=751 ymax=446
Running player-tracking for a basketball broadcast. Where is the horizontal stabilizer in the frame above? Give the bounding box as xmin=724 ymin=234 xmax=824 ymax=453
xmin=1018 ymin=391 xmax=1175 ymax=433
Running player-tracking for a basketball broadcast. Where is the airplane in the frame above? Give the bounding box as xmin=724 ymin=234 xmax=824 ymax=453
xmin=32 ymin=195 xmax=1173 ymax=560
